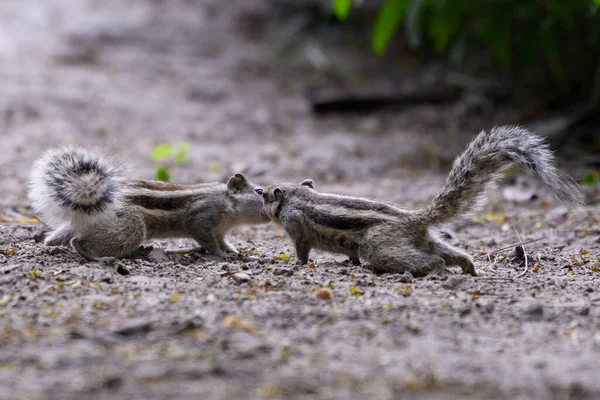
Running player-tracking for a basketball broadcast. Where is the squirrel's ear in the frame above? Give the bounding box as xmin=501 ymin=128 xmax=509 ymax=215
xmin=300 ymin=179 xmax=314 ymax=189
xmin=227 ymin=173 xmax=248 ymax=190
xmin=273 ymin=187 xmax=283 ymax=201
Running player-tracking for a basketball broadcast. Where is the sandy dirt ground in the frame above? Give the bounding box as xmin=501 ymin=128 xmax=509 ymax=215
xmin=1 ymin=1 xmax=600 ymax=399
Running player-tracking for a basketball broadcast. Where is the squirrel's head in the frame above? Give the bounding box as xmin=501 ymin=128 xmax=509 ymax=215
xmin=226 ymin=173 xmax=269 ymax=223
xmin=258 ymin=179 xmax=315 ymax=221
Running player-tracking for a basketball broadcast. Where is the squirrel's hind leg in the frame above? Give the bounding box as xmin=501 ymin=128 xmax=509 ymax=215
xmin=429 ymin=235 xmax=476 ymax=276
xmin=70 ymin=237 xmax=104 ymax=261
xmin=363 ymin=243 xmax=446 ymax=276
xmin=70 ymin=212 xmax=147 ymax=261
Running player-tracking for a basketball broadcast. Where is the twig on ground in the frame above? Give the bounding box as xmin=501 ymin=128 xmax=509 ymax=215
xmin=483 ymin=236 xmax=547 ymax=260
xmin=513 ymin=226 xmax=528 ymax=279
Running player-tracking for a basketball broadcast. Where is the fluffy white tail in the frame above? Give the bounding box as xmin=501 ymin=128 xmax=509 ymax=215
xmin=28 ymin=148 xmax=125 ymax=228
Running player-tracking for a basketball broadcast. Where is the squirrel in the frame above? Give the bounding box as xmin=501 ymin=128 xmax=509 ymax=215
xmin=257 ymin=126 xmax=584 ymax=276
xmin=28 ymin=147 xmax=269 ymax=261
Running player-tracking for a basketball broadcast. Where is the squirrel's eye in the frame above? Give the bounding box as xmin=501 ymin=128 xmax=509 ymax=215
xmin=255 ymin=189 xmax=264 ymax=195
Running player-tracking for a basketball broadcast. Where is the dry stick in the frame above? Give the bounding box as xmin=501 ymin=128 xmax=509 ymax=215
xmin=483 ymin=236 xmax=547 ymax=261
xmin=513 ymin=226 xmax=528 ymax=279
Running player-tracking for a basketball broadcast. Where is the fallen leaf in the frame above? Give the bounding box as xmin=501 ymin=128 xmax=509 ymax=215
xmin=0 ymin=217 xmax=38 ymax=223
xmin=349 ymin=286 xmax=365 ymax=298
xmin=223 ymin=315 xmax=259 ymax=335
xmin=93 ymin=301 xmax=110 ymax=310
xmin=169 ymin=294 xmax=181 ymax=302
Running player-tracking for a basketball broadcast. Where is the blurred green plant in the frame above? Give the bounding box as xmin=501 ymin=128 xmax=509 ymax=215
xmin=333 ymin=0 xmax=600 ymax=103
xmin=582 ymin=170 xmax=599 ymax=185
xmin=151 ymin=142 xmax=191 ymax=182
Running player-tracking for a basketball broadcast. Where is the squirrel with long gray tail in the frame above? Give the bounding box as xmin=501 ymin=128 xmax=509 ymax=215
xmin=28 ymin=148 xmax=269 ymax=261
xmin=259 ymin=126 xmax=584 ymax=276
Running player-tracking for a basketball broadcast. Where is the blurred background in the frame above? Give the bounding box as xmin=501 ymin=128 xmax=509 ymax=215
xmin=1 ymin=0 xmax=598 ymax=204
xmin=2 ymin=2 xmax=600 ymax=398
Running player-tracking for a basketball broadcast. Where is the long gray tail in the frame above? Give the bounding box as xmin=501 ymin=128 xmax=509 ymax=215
xmin=28 ymin=147 xmax=125 ymax=228
xmin=415 ymin=126 xmax=583 ymax=226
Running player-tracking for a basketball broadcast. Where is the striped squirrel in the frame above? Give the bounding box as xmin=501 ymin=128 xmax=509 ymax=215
xmin=258 ymin=126 xmax=584 ymax=276
xmin=28 ymin=148 xmax=269 ymax=261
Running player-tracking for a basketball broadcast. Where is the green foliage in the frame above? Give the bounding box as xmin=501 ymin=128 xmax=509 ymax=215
xmin=155 ymin=166 xmax=171 ymax=182
xmin=151 ymin=143 xmax=173 ymax=162
xmin=333 ymin=0 xmax=353 ymax=21
xmin=333 ymin=0 xmax=600 ymax=102
xmin=174 ymin=142 xmax=191 ymax=164
xmin=373 ymin=0 xmax=412 ymax=55
xmin=582 ymin=171 xmax=599 ymax=186
xmin=150 ymin=142 xmax=191 ymax=182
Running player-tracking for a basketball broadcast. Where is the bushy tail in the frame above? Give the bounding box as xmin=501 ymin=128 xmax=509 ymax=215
xmin=28 ymin=147 xmax=125 ymax=228
xmin=415 ymin=125 xmax=584 ymax=226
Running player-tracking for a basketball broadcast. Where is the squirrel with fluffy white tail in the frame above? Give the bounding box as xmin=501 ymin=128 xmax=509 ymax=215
xmin=258 ymin=126 xmax=584 ymax=276
xmin=28 ymin=148 xmax=269 ymax=261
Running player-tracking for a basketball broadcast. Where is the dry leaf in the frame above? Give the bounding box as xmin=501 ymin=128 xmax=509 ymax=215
xmin=169 ymin=294 xmax=181 ymax=302
xmin=349 ymin=286 xmax=365 ymax=298
xmin=223 ymin=315 xmax=259 ymax=335
xmin=0 ymin=217 xmax=38 ymax=223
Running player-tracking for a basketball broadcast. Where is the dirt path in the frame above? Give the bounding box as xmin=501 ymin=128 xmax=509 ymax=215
xmin=1 ymin=1 xmax=599 ymax=399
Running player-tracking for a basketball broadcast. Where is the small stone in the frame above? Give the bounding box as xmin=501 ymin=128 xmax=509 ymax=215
xmin=146 ymin=248 xmax=170 ymax=263
xmin=232 ymin=272 xmax=251 ymax=283
xmin=312 ymin=287 xmax=334 ymax=301
xmin=442 ymin=275 xmax=466 ymax=289
xmin=512 ymin=245 xmax=525 ymax=259
xmin=523 ymin=302 xmax=544 ymax=321
xmin=115 ymin=263 xmax=130 ymax=276
xmin=398 ymin=271 xmax=414 ymax=283
xmin=578 ymin=306 xmax=590 ymax=316
xmin=272 ymin=268 xmax=294 ymax=276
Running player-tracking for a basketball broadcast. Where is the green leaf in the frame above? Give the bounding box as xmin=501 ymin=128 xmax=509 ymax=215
xmin=174 ymin=142 xmax=191 ymax=164
xmin=478 ymin=13 xmax=512 ymax=65
xmin=151 ymin=143 xmax=173 ymax=161
xmin=427 ymin=0 xmax=464 ymax=53
xmin=595 ymin=0 xmax=600 ymax=5
xmin=156 ymin=166 xmax=171 ymax=182
xmin=582 ymin=171 xmax=599 ymax=186
xmin=333 ymin=0 xmax=353 ymax=21
xmin=372 ymin=0 xmax=412 ymax=55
